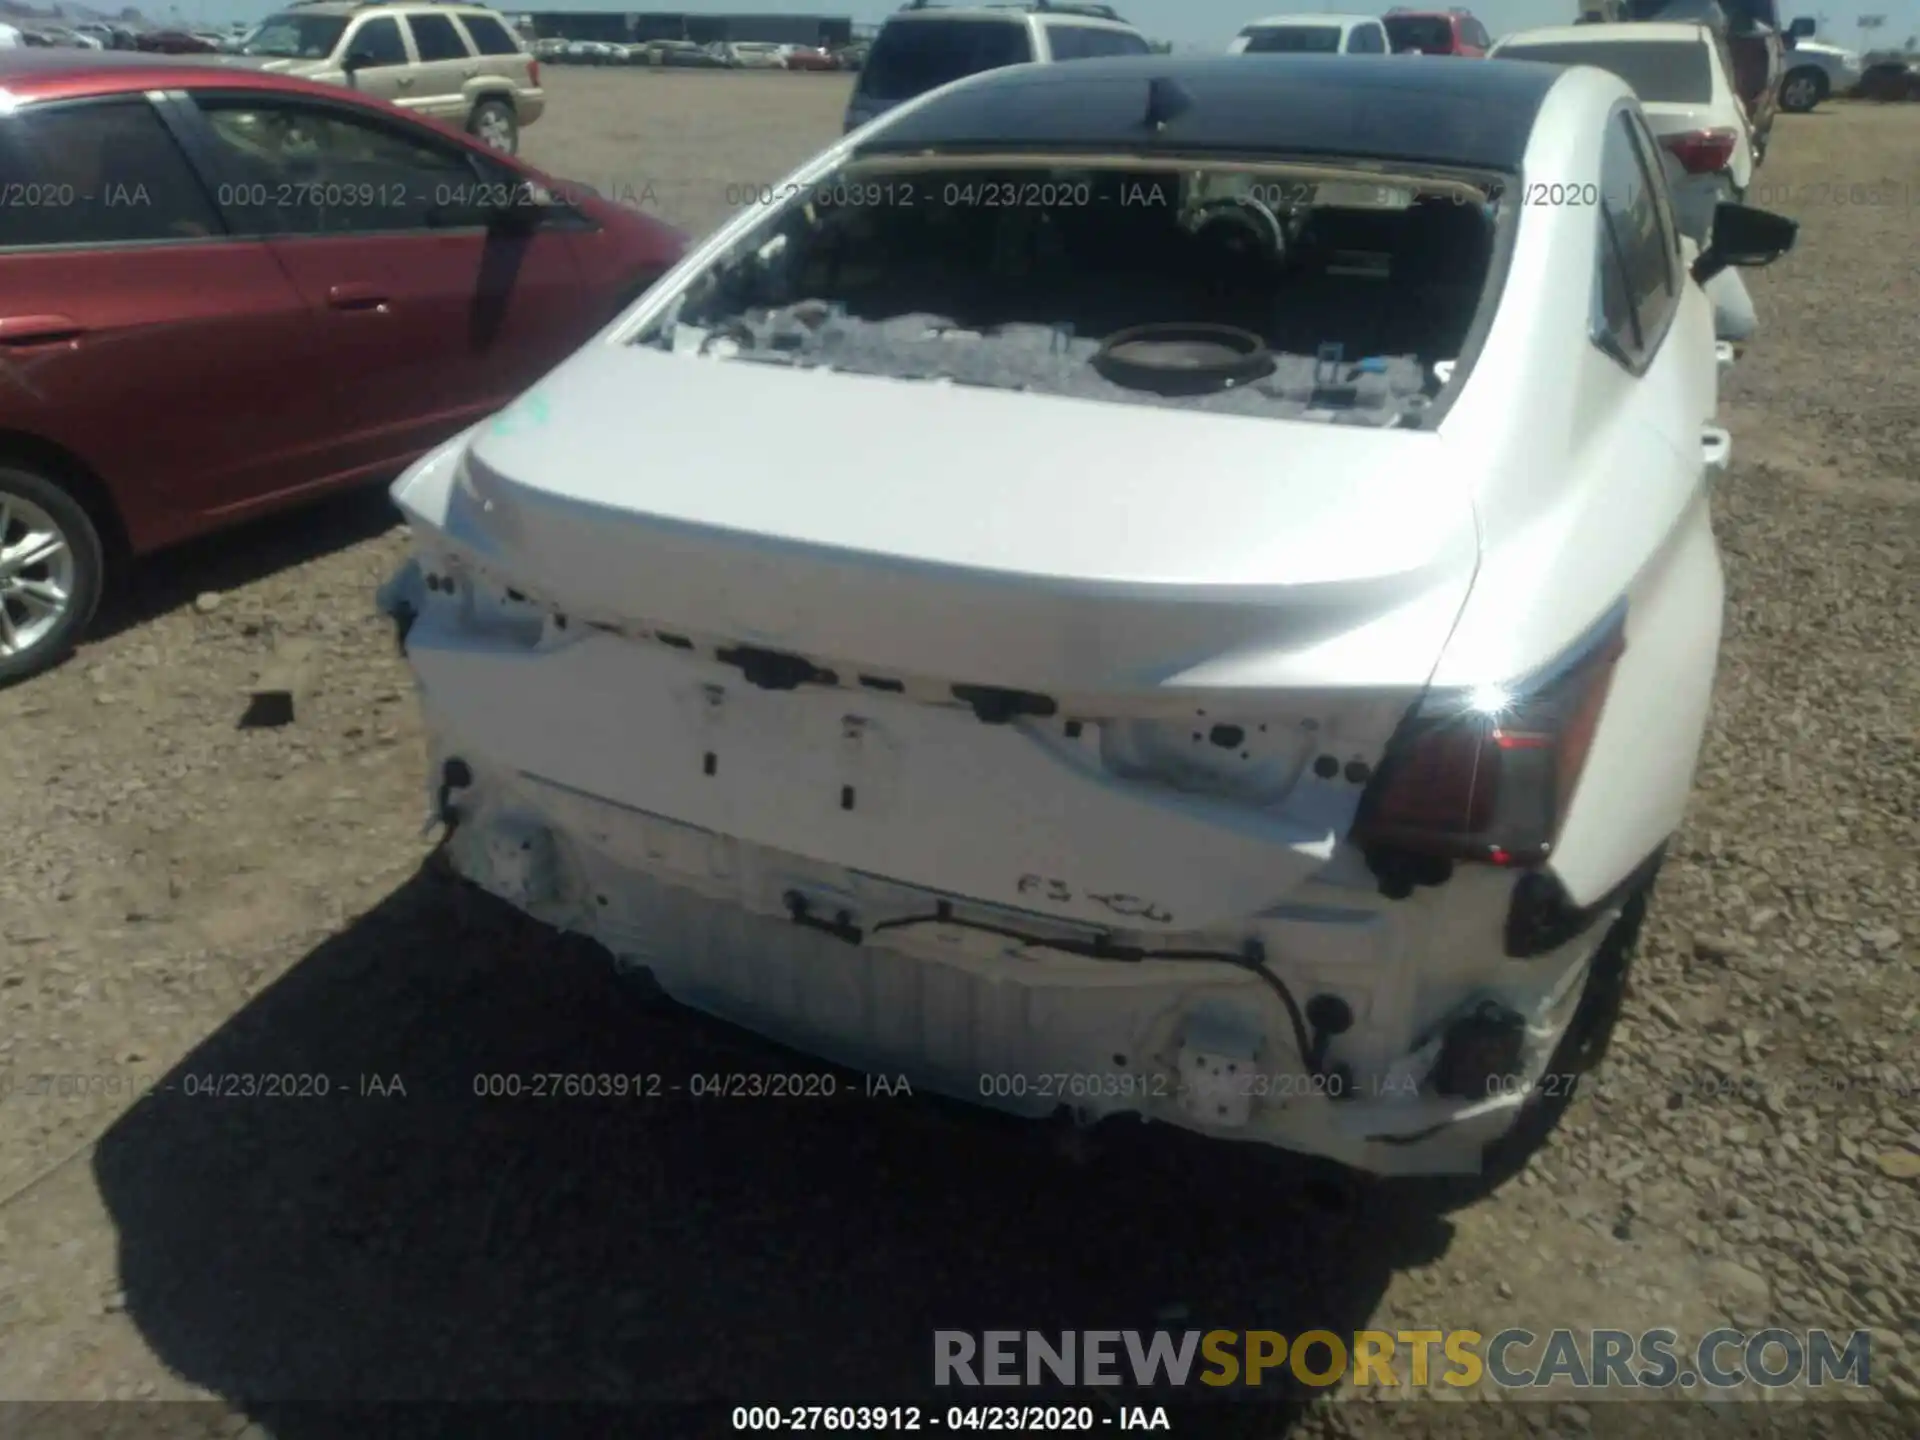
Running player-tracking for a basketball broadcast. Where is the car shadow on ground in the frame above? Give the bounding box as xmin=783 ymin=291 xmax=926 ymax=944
xmin=93 ymin=863 xmax=1459 ymax=1437
xmin=90 ymin=482 xmax=401 ymax=643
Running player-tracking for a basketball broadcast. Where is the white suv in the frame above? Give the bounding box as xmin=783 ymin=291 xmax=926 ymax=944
xmin=844 ymin=0 xmax=1152 ymax=132
xmin=237 ymin=1 xmax=544 ymax=153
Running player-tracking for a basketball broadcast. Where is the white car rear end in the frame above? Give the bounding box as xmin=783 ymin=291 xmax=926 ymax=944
xmin=1491 ymin=23 xmax=1754 ymax=244
xmin=378 ymin=54 xmax=1789 ymax=1181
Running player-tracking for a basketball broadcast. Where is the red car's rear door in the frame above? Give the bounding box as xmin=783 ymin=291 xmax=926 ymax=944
xmin=176 ymin=90 xmax=600 ymax=482
xmin=0 ymin=95 xmax=333 ymax=553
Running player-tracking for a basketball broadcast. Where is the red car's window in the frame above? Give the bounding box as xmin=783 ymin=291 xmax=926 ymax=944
xmin=0 ymin=99 xmax=222 ymax=249
xmin=194 ymin=97 xmax=488 ymax=235
xmin=1385 ymin=15 xmax=1456 ymax=52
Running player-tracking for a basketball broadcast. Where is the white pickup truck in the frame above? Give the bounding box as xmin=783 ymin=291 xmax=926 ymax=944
xmin=1777 ymin=22 xmax=1864 ymax=111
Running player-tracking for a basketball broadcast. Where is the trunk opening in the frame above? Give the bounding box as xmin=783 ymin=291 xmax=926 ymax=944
xmin=638 ymin=156 xmax=1505 ymax=428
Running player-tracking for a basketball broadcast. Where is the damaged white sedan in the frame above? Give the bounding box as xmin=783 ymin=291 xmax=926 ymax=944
xmin=377 ymin=54 xmax=1796 ymax=1178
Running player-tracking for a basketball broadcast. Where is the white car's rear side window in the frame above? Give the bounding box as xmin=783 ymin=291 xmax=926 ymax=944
xmin=1498 ymin=39 xmax=1714 ymax=104
xmin=856 ymin=20 xmax=1033 ymax=102
xmin=1043 ymin=24 xmax=1150 ymax=61
xmin=1595 ymin=111 xmax=1682 ymax=369
xmin=1239 ymin=24 xmax=1344 ymax=54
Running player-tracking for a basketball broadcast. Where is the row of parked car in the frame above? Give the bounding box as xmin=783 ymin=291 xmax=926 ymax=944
xmin=1223 ymin=6 xmax=1863 ymax=116
xmin=533 ymin=37 xmax=866 ymax=71
xmin=0 ymin=19 xmax=241 ymax=53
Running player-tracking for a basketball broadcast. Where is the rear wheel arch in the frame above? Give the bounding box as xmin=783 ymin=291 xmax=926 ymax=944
xmin=468 ymin=86 xmax=517 ymax=115
xmin=0 ymin=429 xmax=129 ymax=567
xmin=0 ymin=439 xmax=117 ymax=683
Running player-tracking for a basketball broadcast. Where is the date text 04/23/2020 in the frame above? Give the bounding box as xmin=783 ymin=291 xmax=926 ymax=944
xmin=1 ymin=1071 xmax=408 ymax=1102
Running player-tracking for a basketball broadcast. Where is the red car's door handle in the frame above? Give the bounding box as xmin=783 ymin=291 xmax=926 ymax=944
xmin=325 ymin=285 xmax=391 ymax=313
xmin=0 ymin=314 xmax=87 ymax=347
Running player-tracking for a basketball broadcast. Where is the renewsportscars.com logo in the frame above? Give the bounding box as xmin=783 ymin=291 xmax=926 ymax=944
xmin=933 ymin=1328 xmax=1877 ymax=1392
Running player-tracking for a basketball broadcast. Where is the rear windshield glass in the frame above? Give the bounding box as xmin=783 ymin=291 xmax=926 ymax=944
xmin=1240 ymin=24 xmax=1344 ymax=53
xmin=1044 ymin=23 xmax=1151 ymax=61
xmin=858 ymin=19 xmax=1033 ymax=102
xmin=1497 ymin=39 xmax=1713 ymax=103
xmin=646 ymin=161 xmax=1497 ymax=423
xmin=241 ymin=12 xmax=347 ymax=57
xmin=1384 ymin=15 xmax=1453 ymax=51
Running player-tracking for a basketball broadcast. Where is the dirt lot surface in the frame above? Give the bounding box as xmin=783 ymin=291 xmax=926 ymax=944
xmin=0 ymin=69 xmax=1915 ymax=1435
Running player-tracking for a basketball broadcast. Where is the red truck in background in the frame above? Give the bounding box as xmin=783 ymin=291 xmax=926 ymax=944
xmin=1384 ymin=9 xmax=1493 ymax=55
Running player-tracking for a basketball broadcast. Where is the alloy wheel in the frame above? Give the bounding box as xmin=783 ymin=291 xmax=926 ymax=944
xmin=0 ymin=493 xmax=76 ymax=660
xmin=478 ymin=111 xmax=515 ymax=151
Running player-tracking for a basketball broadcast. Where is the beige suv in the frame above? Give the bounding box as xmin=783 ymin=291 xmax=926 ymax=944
xmin=236 ymin=0 xmax=544 ymax=153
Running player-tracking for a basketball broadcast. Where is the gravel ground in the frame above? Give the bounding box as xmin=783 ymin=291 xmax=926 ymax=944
xmin=0 ymin=70 xmax=1914 ymax=1436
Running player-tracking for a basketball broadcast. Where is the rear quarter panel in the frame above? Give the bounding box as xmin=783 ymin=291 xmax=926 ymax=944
xmin=1434 ymin=78 xmax=1725 ymax=902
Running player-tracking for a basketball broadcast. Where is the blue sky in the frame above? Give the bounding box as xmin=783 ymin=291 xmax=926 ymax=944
xmin=191 ymin=0 xmax=1920 ymax=53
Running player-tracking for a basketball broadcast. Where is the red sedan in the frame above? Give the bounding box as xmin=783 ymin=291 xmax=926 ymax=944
xmin=0 ymin=50 xmax=686 ymax=684
xmin=783 ymin=45 xmax=838 ymax=71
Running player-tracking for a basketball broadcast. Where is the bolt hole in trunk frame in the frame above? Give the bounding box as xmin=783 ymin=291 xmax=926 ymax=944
xmin=383 ymin=121 xmax=1658 ymax=1179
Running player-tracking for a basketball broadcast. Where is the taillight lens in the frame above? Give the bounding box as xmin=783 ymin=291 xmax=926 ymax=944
xmin=1351 ymin=612 xmax=1626 ymax=866
xmin=1661 ymin=127 xmax=1738 ymax=175
xmin=529 ymin=58 xmax=541 ymax=85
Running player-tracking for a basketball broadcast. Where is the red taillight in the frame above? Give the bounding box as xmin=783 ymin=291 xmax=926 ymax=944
xmin=1351 ymin=615 xmax=1627 ymax=866
xmin=1661 ymin=127 xmax=1738 ymax=175
xmin=529 ymin=58 xmax=541 ymax=85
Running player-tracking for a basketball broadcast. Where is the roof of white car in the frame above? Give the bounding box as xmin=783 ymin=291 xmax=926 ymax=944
xmin=1239 ymin=13 xmax=1381 ymax=27
xmin=1497 ymin=22 xmax=1711 ymax=47
xmin=885 ymin=6 xmax=1139 ymax=27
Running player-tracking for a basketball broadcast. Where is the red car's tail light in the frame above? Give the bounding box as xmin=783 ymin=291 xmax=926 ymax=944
xmin=1661 ymin=127 xmax=1738 ymax=175
xmin=1351 ymin=609 xmax=1627 ymax=867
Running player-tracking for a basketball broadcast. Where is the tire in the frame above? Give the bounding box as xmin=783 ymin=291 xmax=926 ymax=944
xmin=467 ymin=98 xmax=518 ymax=155
xmin=1779 ymin=67 xmax=1828 ymax=113
xmin=0 ymin=463 xmax=106 ymax=687
xmin=1381 ymin=853 xmax=1663 ymax=1213
xmin=1474 ymin=858 xmax=1660 ymax=1190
